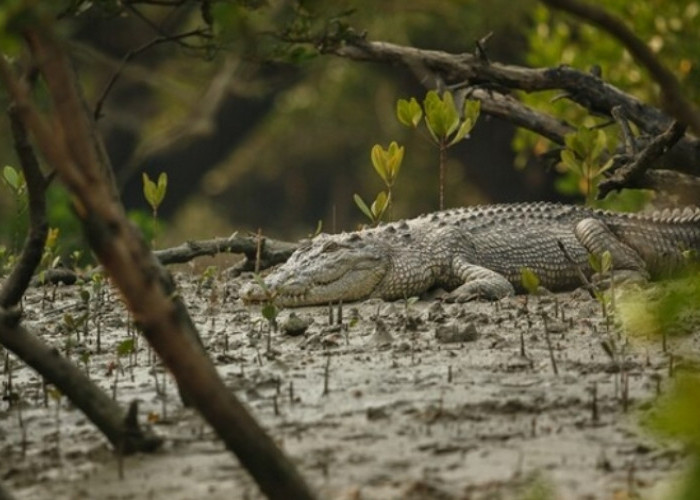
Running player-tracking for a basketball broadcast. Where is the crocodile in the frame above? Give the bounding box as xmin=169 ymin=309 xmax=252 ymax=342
xmin=240 ymin=202 xmax=700 ymax=307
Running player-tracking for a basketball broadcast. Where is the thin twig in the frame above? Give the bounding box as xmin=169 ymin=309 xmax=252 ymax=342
xmin=611 ymin=106 xmax=636 ymax=155
xmin=598 ymin=120 xmax=687 ymax=198
xmin=94 ymin=29 xmax=210 ymax=120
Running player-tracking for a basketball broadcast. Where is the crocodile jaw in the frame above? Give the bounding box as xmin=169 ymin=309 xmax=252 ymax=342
xmin=240 ymin=236 xmax=390 ymax=307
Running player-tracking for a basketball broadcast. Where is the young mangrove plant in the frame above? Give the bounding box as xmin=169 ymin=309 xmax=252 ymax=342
xmin=354 ymin=141 xmax=404 ymax=225
xmin=142 ymin=172 xmax=168 ymax=249
xmin=397 ymin=90 xmax=480 ymax=210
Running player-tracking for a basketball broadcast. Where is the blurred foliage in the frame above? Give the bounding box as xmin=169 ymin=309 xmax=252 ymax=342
xmin=0 ymin=0 xmax=699 ymax=248
xmin=517 ymin=0 xmax=700 ymax=180
xmin=617 ymin=266 xmax=700 ymax=340
xmin=617 ymin=265 xmax=700 ymax=499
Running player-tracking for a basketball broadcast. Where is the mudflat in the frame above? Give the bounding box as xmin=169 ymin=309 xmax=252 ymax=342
xmin=1 ymin=271 xmax=695 ymax=499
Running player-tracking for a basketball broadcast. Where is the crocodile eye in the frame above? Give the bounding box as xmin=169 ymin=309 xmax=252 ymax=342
xmin=321 ymin=241 xmax=341 ymax=253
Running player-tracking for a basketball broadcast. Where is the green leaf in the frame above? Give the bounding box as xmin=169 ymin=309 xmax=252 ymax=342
xmin=560 ymin=149 xmax=581 ymax=173
xmin=2 ymin=165 xmax=24 ymax=193
xmin=396 ymin=97 xmax=422 ymax=128
xmin=423 ymin=90 xmax=459 ymax=141
xmin=385 ymin=141 xmax=404 ymax=183
xmin=370 ymin=190 xmax=389 ymax=219
xmin=262 ymin=303 xmax=278 ymax=322
xmin=597 ymin=157 xmax=615 ymax=176
xmin=520 ymin=267 xmax=541 ymax=294
xmin=591 ymin=129 xmax=607 ymax=161
xmin=143 ymin=173 xmax=156 ymax=210
xmin=370 ymin=142 xmax=404 ymax=187
xmin=354 ymin=194 xmax=374 ymax=222
xmin=143 ymin=172 xmax=167 ymax=211
xmin=370 ymin=144 xmax=390 ymax=185
xmin=117 ymin=338 xmax=135 ymax=357
xmin=448 ymin=118 xmax=473 ymax=146
xmin=463 ymin=99 xmax=481 ymax=124
xmin=600 ymin=250 xmax=612 ymax=273
xmin=155 ymin=172 xmax=168 ymax=206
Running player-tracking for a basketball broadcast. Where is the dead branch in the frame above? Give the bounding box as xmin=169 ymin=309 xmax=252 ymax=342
xmin=31 ymin=233 xmax=298 ymax=286
xmin=154 ymin=233 xmax=297 ymax=265
xmin=327 ymin=38 xmax=700 ymax=176
xmin=0 ymin=309 xmax=163 ymax=453
xmin=0 ymin=95 xmax=162 ymax=457
xmin=468 ymin=88 xmax=574 ymax=143
xmin=0 ymin=106 xmax=49 ymax=307
xmin=598 ymin=121 xmax=687 ymax=199
xmin=542 ymin=0 xmax=700 ymax=136
xmin=1 ymin=27 xmax=316 ymax=500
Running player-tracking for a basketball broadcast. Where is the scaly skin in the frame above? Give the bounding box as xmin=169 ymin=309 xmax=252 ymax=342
xmin=240 ymin=202 xmax=700 ymax=307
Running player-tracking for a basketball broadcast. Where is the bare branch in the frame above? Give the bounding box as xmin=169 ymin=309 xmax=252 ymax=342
xmin=541 ymin=0 xmax=700 ymax=136
xmin=635 ymin=169 xmax=700 ymax=205
xmin=469 ymin=88 xmax=574 ymax=144
xmin=9 ymin=27 xmax=317 ymax=500
xmin=32 ymin=233 xmax=298 ymax=286
xmin=611 ymin=106 xmax=636 ymax=155
xmin=598 ymin=121 xmax=687 ymax=198
xmin=327 ymin=38 xmax=700 ymax=176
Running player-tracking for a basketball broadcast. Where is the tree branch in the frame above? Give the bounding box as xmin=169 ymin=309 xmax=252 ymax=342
xmin=32 ymin=233 xmax=298 ymax=286
xmin=3 ymin=27 xmax=316 ymax=500
xmin=0 ymin=105 xmax=49 ymax=307
xmin=327 ymin=38 xmax=700 ymax=175
xmin=0 ymin=310 xmax=163 ymax=453
xmin=468 ymin=88 xmax=574 ymax=144
xmin=598 ymin=121 xmax=687 ymax=198
xmin=541 ymin=0 xmax=700 ymax=136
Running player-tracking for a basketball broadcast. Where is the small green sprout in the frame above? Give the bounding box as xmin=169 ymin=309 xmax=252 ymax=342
xmin=397 ymin=90 xmax=480 ymax=210
xmin=142 ymin=172 xmax=168 ymax=248
xmin=355 ymin=141 xmax=404 ymax=225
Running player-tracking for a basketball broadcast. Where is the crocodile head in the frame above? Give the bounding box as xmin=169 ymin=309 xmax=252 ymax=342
xmin=240 ymin=232 xmax=390 ymax=307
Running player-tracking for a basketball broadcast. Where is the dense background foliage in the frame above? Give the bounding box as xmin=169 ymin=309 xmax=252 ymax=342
xmin=1 ymin=0 xmax=699 ymax=250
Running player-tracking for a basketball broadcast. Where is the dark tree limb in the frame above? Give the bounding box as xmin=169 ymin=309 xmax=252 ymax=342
xmin=0 ymin=106 xmax=49 ymax=307
xmin=327 ymin=38 xmax=700 ymax=176
xmin=611 ymin=106 xmax=636 ymax=156
xmin=598 ymin=121 xmax=687 ymax=199
xmin=541 ymin=0 xmax=700 ymax=136
xmin=634 ymin=170 xmax=700 ymax=205
xmin=0 ymin=480 xmax=16 ymax=500
xmin=0 ymin=309 xmax=163 ymax=453
xmin=31 ymin=233 xmax=298 ymax=286
xmin=468 ymin=88 xmax=574 ymax=144
xmin=0 ymin=93 xmax=163 ymax=458
xmin=153 ymin=233 xmax=298 ymax=265
xmin=1 ymin=27 xmax=316 ymax=500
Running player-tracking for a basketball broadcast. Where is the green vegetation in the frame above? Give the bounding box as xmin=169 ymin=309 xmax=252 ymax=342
xmin=142 ymin=172 xmax=168 ymax=249
xmin=354 ymin=141 xmax=404 ymax=225
xmin=397 ymin=91 xmax=480 ymax=210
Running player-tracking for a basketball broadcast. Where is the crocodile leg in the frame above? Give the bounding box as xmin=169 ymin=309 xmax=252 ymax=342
xmin=574 ymin=218 xmax=650 ymax=284
xmin=445 ymin=259 xmax=515 ymax=301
